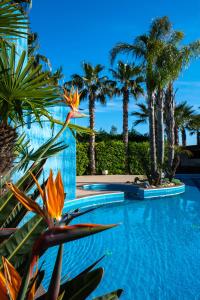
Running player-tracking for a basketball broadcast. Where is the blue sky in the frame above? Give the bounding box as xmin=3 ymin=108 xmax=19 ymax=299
xmin=30 ymin=0 xmax=200 ymax=144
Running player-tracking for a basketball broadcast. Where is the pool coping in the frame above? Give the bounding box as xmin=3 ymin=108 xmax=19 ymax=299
xmin=64 ymin=191 xmax=125 ymax=211
xmin=81 ymin=182 xmax=185 ymax=199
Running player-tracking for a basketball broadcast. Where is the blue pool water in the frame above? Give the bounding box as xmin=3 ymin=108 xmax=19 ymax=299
xmin=42 ymin=178 xmax=200 ymax=299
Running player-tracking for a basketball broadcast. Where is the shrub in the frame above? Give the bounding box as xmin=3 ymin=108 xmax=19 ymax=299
xmin=76 ymin=141 xmax=151 ymax=175
xmin=171 ymin=178 xmax=182 ymax=185
xmin=76 ymin=142 xmax=89 ymax=175
xmin=129 ymin=142 xmax=150 ymax=175
xmin=96 ymin=141 xmax=125 ymax=174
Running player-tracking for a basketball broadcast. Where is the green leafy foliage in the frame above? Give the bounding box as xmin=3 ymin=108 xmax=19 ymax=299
xmin=171 ymin=178 xmax=181 ymax=185
xmin=0 ymin=0 xmax=28 ymax=40
xmin=0 ymin=215 xmax=46 ymax=269
xmin=129 ymin=142 xmax=150 ymax=175
xmin=96 ymin=141 xmax=126 ymax=174
xmin=76 ymin=142 xmax=89 ymax=175
xmin=0 ymin=41 xmax=59 ymax=125
xmin=77 ymin=141 xmax=150 ymax=175
xmin=0 ymin=160 xmax=45 ymax=227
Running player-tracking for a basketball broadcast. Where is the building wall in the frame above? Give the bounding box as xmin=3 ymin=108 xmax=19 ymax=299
xmin=14 ymin=3 xmax=76 ymax=200
xmin=24 ymin=107 xmax=76 ymax=200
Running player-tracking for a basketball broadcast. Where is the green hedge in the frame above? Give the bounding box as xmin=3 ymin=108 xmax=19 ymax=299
xmin=76 ymin=141 xmax=150 ymax=175
xmin=96 ymin=141 xmax=125 ymax=175
xmin=76 ymin=143 xmax=89 ymax=175
xmin=129 ymin=142 xmax=150 ymax=175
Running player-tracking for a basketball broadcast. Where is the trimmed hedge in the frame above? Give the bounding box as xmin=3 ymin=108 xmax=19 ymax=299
xmin=96 ymin=141 xmax=125 ymax=175
xmin=129 ymin=142 xmax=150 ymax=175
xmin=76 ymin=141 xmax=150 ymax=175
xmin=76 ymin=143 xmax=89 ymax=176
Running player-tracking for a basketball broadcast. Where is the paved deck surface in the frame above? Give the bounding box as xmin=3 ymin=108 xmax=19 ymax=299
xmin=76 ymin=175 xmax=144 ymax=198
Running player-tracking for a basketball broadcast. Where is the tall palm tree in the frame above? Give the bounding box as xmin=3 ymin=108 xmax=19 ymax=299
xmin=132 ymin=100 xmax=196 ymax=147
xmin=175 ymin=101 xmax=195 ymax=146
xmin=65 ymin=63 xmax=112 ymax=174
xmin=111 ymin=17 xmax=182 ymax=182
xmin=110 ymin=61 xmax=144 ymax=172
xmin=111 ymin=16 xmax=200 ymax=182
xmin=28 ymin=31 xmax=64 ymax=86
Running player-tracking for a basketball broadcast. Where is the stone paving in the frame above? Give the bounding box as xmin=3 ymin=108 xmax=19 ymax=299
xmin=76 ymin=175 xmax=145 ymax=198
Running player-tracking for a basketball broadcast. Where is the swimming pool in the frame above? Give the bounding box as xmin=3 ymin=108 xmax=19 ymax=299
xmin=42 ymin=177 xmax=200 ymax=299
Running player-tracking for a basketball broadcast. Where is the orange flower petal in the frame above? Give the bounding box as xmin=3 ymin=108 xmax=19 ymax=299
xmin=0 ymin=272 xmax=8 ymax=300
xmin=2 ymin=257 xmax=21 ymax=300
xmin=55 ymin=171 xmax=65 ymax=218
xmin=46 ymin=170 xmax=58 ymax=219
xmin=29 ymin=171 xmax=45 ymax=202
xmin=7 ymin=183 xmax=45 ymax=219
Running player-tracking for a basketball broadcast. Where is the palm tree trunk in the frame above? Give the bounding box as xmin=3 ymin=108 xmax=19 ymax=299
xmin=174 ymin=125 xmax=179 ymax=145
xmin=197 ymin=130 xmax=200 ymax=146
xmin=123 ymin=89 xmax=129 ymax=173
xmin=165 ymin=83 xmax=175 ymax=170
xmin=181 ymin=128 xmax=186 ymax=146
xmin=89 ymin=95 xmax=96 ymax=174
xmin=148 ymin=91 xmax=157 ymax=180
xmin=156 ymin=89 xmax=164 ymax=173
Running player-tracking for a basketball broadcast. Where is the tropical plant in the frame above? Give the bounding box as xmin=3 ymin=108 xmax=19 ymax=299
xmin=109 ymin=61 xmax=144 ymax=173
xmin=111 ymin=17 xmax=175 ymax=182
xmin=0 ymin=41 xmax=59 ymax=179
xmin=188 ymin=114 xmax=200 ymax=146
xmin=111 ymin=16 xmax=200 ymax=183
xmin=0 ymin=170 xmax=120 ymax=300
xmin=175 ymin=101 xmax=195 ymax=146
xmin=132 ymin=102 xmax=148 ymax=126
xmin=0 ymin=90 xmax=123 ymax=299
xmin=0 ymin=0 xmax=28 ymax=41
xmin=64 ymin=63 xmax=113 ymax=174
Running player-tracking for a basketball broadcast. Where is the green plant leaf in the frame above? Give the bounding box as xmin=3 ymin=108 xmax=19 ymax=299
xmin=93 ymin=289 xmax=123 ymax=300
xmin=0 ymin=159 xmax=45 ymax=228
xmin=63 ymin=268 xmax=104 ymax=300
xmin=46 ymin=244 xmax=63 ymax=300
xmin=0 ymin=0 xmax=28 ymax=40
xmin=0 ymin=228 xmax=17 ymax=243
xmin=0 ymin=215 xmax=46 ymax=269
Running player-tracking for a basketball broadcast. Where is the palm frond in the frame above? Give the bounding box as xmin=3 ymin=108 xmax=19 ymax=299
xmin=0 ymin=0 xmax=28 ymax=40
xmin=0 ymin=41 xmax=59 ymax=125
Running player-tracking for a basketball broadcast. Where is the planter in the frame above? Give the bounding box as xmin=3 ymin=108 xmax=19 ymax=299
xmin=137 ymin=184 xmax=185 ymax=199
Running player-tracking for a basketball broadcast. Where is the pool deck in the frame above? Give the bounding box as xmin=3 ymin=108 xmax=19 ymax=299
xmin=76 ymin=175 xmax=145 ymax=198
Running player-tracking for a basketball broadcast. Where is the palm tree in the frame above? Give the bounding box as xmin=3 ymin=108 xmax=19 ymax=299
xmin=110 ymin=61 xmax=144 ymax=172
xmin=65 ymin=63 xmax=112 ymax=174
xmin=188 ymin=114 xmax=200 ymax=146
xmin=132 ymin=100 xmax=196 ymax=147
xmin=132 ymin=102 xmax=148 ymax=126
xmin=110 ymin=17 xmax=181 ymax=182
xmin=28 ymin=32 xmax=64 ymax=87
xmin=111 ymin=16 xmax=200 ymax=182
xmin=175 ymin=101 xmax=195 ymax=146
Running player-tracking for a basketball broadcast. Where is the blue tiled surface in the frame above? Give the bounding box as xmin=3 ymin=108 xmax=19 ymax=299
xmin=83 ymin=183 xmax=139 ymax=193
xmin=64 ymin=192 xmax=125 ymax=211
xmin=138 ymin=184 xmax=185 ymax=199
xmin=22 ymin=106 xmax=76 ymax=200
xmin=82 ymin=183 xmax=185 ymax=199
